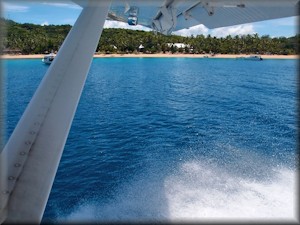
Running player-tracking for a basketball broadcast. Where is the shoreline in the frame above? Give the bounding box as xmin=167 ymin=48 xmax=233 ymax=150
xmin=1 ymin=53 xmax=298 ymax=59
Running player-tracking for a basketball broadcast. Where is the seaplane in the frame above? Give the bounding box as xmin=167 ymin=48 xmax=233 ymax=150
xmin=0 ymin=0 xmax=299 ymax=223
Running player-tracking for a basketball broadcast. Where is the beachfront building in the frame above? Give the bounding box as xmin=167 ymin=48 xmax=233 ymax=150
xmin=166 ymin=43 xmax=192 ymax=53
xmin=167 ymin=43 xmax=189 ymax=49
xmin=138 ymin=44 xmax=145 ymax=52
xmin=2 ymin=48 xmax=22 ymax=55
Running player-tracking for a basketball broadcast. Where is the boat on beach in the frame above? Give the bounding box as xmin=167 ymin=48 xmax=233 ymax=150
xmin=42 ymin=53 xmax=55 ymax=64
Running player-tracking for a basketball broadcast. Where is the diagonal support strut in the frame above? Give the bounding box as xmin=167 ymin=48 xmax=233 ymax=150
xmin=0 ymin=0 xmax=111 ymax=223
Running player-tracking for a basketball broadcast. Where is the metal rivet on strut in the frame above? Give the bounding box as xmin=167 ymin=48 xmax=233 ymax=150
xmin=20 ymin=151 xmax=26 ymax=156
xmin=25 ymin=141 xmax=31 ymax=145
xmin=14 ymin=163 xmax=21 ymax=167
xmin=8 ymin=176 xmax=15 ymax=180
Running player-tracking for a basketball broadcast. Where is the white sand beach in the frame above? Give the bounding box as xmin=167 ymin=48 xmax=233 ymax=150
xmin=1 ymin=53 xmax=298 ymax=59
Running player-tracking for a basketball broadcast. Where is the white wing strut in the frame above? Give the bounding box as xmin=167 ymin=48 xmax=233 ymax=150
xmin=0 ymin=0 xmax=111 ymax=223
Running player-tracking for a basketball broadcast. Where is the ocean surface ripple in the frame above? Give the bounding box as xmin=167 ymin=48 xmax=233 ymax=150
xmin=4 ymin=58 xmax=298 ymax=223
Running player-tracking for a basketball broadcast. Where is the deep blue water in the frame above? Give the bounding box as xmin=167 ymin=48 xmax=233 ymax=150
xmin=4 ymin=58 xmax=298 ymax=222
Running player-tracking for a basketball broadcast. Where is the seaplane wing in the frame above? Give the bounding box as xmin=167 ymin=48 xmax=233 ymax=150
xmin=0 ymin=0 xmax=299 ymax=224
xmin=104 ymin=0 xmax=300 ymax=34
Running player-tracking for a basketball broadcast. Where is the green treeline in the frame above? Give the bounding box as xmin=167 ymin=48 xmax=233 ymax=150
xmin=1 ymin=19 xmax=299 ymax=55
xmin=1 ymin=19 xmax=71 ymax=54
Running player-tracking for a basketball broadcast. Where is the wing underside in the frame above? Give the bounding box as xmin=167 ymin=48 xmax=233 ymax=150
xmin=106 ymin=0 xmax=299 ymax=34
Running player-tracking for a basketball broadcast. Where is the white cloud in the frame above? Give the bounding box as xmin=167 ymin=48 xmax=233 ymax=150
xmin=173 ymin=24 xmax=209 ymax=37
xmin=104 ymin=20 xmax=152 ymax=32
xmin=102 ymin=21 xmax=256 ymax=38
xmin=41 ymin=2 xmax=81 ymax=9
xmin=172 ymin=24 xmax=255 ymax=38
xmin=41 ymin=21 xmax=49 ymax=26
xmin=2 ymin=2 xmax=29 ymax=12
xmin=210 ymin=24 xmax=255 ymax=37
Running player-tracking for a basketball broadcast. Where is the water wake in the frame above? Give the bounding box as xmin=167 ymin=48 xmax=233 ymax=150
xmin=164 ymin=161 xmax=297 ymax=222
xmin=63 ymin=158 xmax=297 ymax=223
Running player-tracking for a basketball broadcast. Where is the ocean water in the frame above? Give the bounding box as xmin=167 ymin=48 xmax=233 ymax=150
xmin=4 ymin=57 xmax=298 ymax=223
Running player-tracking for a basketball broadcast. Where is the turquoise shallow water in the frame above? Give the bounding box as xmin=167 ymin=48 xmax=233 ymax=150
xmin=4 ymin=58 xmax=298 ymax=222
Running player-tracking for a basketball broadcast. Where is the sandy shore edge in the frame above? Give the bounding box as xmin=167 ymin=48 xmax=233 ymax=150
xmin=1 ymin=53 xmax=298 ymax=59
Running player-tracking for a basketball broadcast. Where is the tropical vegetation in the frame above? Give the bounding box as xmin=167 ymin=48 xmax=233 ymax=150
xmin=1 ymin=19 xmax=299 ymax=55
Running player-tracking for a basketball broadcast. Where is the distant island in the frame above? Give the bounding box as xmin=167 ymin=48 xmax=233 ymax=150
xmin=1 ymin=18 xmax=299 ymax=55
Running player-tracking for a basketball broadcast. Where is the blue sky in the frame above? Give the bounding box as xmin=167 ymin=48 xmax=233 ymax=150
xmin=2 ymin=1 xmax=299 ymax=38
